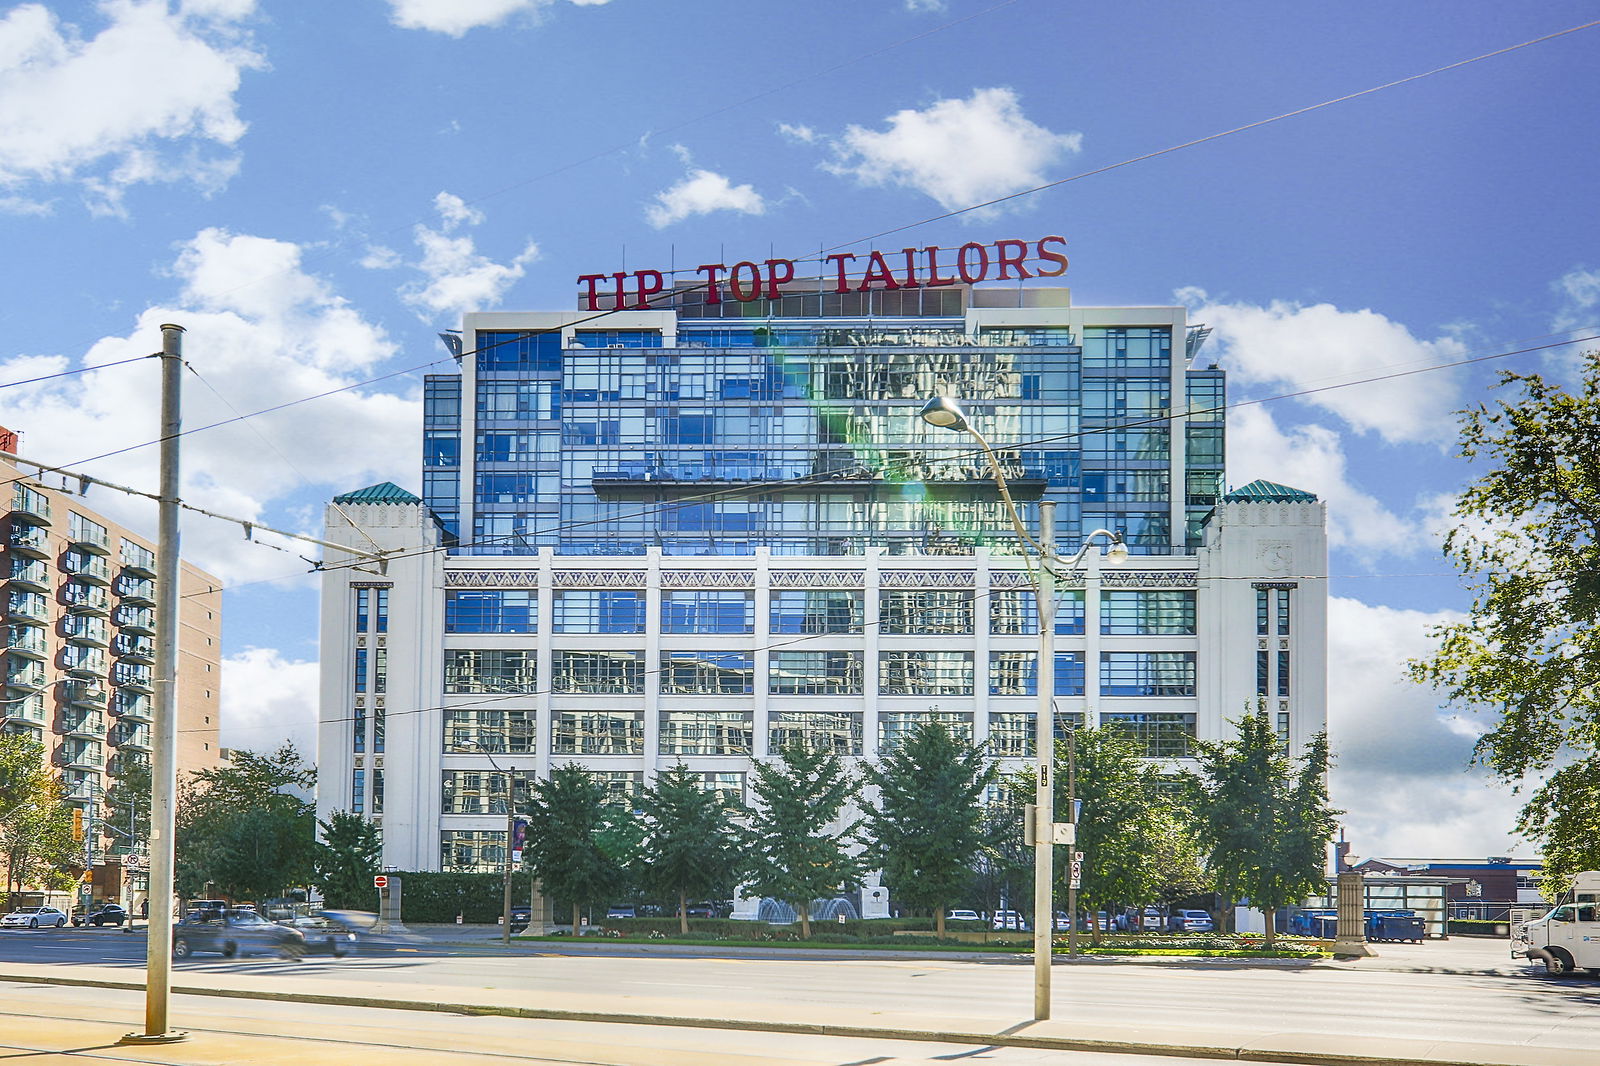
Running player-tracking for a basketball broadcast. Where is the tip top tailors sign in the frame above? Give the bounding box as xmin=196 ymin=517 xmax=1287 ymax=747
xmin=576 ymin=236 xmax=1068 ymax=311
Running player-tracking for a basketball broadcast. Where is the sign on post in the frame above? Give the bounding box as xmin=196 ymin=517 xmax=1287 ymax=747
xmin=373 ymin=875 xmax=389 ymax=890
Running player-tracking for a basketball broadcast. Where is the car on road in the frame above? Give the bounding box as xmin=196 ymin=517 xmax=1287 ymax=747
xmin=1168 ymin=909 xmax=1214 ymax=933
xmin=510 ymin=906 xmax=531 ymax=931
xmin=286 ymin=915 xmax=357 ymax=957
xmin=172 ymin=909 xmax=306 ymax=959
xmin=946 ymin=909 xmax=981 ymax=923
xmin=605 ymin=904 xmax=636 ymax=919
xmin=72 ymin=904 xmax=128 ymax=927
xmin=2 ymin=906 xmax=68 ymax=929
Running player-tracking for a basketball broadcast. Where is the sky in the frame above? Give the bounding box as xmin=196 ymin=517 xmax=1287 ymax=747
xmin=3 ymin=0 xmax=1598 ymax=864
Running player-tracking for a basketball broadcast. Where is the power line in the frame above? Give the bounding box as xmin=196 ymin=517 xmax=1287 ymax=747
xmin=0 ymin=354 xmax=155 ymax=391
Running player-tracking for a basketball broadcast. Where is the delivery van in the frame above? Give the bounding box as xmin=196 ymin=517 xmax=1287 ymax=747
xmin=1511 ymin=871 xmax=1600 ymax=977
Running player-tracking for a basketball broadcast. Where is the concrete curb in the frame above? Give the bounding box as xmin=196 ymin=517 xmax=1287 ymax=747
xmin=0 ymin=970 xmax=1582 ymax=1066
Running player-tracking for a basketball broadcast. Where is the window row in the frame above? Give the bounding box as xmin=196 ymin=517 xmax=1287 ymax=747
xmin=442 ymin=649 xmax=1196 ymax=697
xmin=443 ymin=588 xmax=1197 ymax=636
xmin=435 ymin=708 xmax=1197 ymax=780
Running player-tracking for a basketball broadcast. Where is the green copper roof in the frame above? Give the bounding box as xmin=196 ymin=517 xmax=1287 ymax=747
xmin=333 ymin=482 xmax=422 ymax=505
xmin=1223 ymin=479 xmax=1318 ymax=503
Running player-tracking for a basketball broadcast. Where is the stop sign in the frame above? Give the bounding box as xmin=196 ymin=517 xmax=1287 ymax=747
xmin=373 ymin=875 xmax=388 ymax=889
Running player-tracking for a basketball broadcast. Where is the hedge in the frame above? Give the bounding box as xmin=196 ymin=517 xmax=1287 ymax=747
xmin=382 ymin=872 xmax=535 ymax=924
xmin=588 ymin=917 xmax=990 ymax=939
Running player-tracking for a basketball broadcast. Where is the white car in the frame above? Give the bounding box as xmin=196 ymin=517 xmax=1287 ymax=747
xmin=946 ymin=909 xmax=981 ymax=922
xmin=2 ymin=906 xmax=68 ymax=929
xmin=992 ymin=910 xmax=1027 ymax=931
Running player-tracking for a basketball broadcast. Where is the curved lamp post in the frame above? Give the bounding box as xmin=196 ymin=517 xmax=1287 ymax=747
xmin=919 ymin=396 xmax=1126 ymax=1021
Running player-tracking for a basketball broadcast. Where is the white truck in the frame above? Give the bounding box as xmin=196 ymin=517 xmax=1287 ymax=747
xmin=1511 ymin=871 xmax=1600 ymax=977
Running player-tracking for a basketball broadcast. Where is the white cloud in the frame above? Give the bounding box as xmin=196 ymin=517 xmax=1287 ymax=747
xmin=1226 ymin=404 xmax=1422 ymax=558
xmin=385 ymin=0 xmax=609 ymax=37
xmin=1552 ymin=266 xmax=1600 ymax=337
xmin=777 ymin=122 xmax=816 ymax=144
xmin=220 ymin=646 xmax=318 ymax=756
xmin=825 ymin=87 xmax=1081 ymax=216
xmin=397 ymin=192 xmax=539 ymax=319
xmin=1326 ymin=597 xmax=1528 ymax=859
xmin=1182 ymin=289 xmax=1468 ymax=445
xmin=0 ymin=226 xmax=418 ymax=587
xmin=645 ymin=167 xmax=766 ymax=229
xmin=0 ymin=1 xmax=263 ymax=214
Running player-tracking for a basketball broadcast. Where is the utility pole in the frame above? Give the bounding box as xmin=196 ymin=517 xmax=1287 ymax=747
xmin=503 ymin=766 xmax=516 ymax=945
xmin=1033 ymin=499 xmax=1056 ymax=1020
xmin=123 ymin=323 xmax=186 ymax=1045
xmin=1066 ymin=726 xmax=1079 ymax=957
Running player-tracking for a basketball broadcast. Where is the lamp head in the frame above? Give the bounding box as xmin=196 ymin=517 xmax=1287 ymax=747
xmin=1105 ymin=534 xmax=1130 ymax=566
xmin=919 ymin=396 xmax=970 ymax=433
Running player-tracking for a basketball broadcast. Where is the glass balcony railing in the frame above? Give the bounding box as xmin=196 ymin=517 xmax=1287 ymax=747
xmin=111 ymin=693 xmax=152 ymax=721
xmin=112 ymin=634 xmax=154 ymax=661
xmin=7 ymin=592 xmax=48 ymax=622
xmin=65 ymin=680 xmax=107 ymax=706
xmin=67 ymin=515 xmax=111 ymax=554
xmin=112 ymin=664 xmax=153 ymax=691
xmin=7 ymin=558 xmax=50 ymax=591
xmin=109 ymin=723 xmax=150 ymax=750
xmin=62 ymin=552 xmax=112 ymax=584
xmin=119 ymin=541 xmax=157 ymax=577
xmin=60 ymin=712 xmax=105 ymax=738
xmin=10 ymin=484 xmax=52 ymax=523
xmin=114 ymin=575 xmax=157 ymax=605
xmin=5 ymin=664 xmax=47 ymax=690
xmin=61 ymin=615 xmax=110 ymax=646
xmin=7 ymin=523 xmax=51 ymax=557
xmin=63 ymin=583 xmax=110 ymax=613
xmin=1 ymin=693 xmax=47 ymax=724
xmin=114 ymin=605 xmax=155 ymax=634
xmin=56 ymin=743 xmax=105 ymax=769
xmin=6 ymin=624 xmax=48 ymax=658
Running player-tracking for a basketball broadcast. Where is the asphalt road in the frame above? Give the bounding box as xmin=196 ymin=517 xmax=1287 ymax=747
xmin=3 ymin=926 xmax=1597 ymax=1055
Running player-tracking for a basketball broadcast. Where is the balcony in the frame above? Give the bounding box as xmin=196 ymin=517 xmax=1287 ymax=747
xmin=114 ymin=606 xmax=155 ymax=635
xmin=61 ymin=615 xmax=110 ymax=647
xmin=63 ymin=777 xmax=103 ymax=803
xmin=107 ymin=751 xmax=150 ymax=777
xmin=5 ymin=665 xmax=47 ymax=691
xmin=62 ymin=553 xmax=112 ymax=585
xmin=2 ymin=693 xmax=47 ymax=724
xmin=62 ymin=584 xmax=110 ymax=614
xmin=112 ymin=664 xmax=153 ymax=692
xmin=6 ymin=559 xmax=50 ymax=593
xmin=60 ymin=647 xmax=107 ymax=677
xmin=6 ymin=625 xmax=48 ymax=659
xmin=67 ymin=518 xmax=111 ymax=555
xmin=111 ymin=694 xmax=152 ymax=722
xmin=59 ymin=711 xmax=105 ymax=738
xmin=114 ymin=575 xmax=157 ymax=606
xmin=109 ymin=722 xmax=150 ymax=751
xmin=7 ymin=523 xmax=51 ymax=557
xmin=55 ymin=744 xmax=105 ymax=770
xmin=10 ymin=485 xmax=51 ymax=524
xmin=112 ymin=634 xmax=154 ymax=662
xmin=7 ymin=592 xmax=48 ymax=623
xmin=65 ymin=679 xmax=108 ymax=707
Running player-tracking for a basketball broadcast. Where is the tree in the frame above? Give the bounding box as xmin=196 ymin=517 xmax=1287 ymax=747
xmin=102 ymin=759 xmax=151 ymax=863
xmin=861 ymin=721 xmax=996 ymax=938
xmin=1041 ymin=727 xmax=1185 ymax=941
xmin=313 ymin=810 xmax=382 ymax=909
xmin=743 ymin=743 xmax=861 ymax=939
xmin=1185 ymin=709 xmax=1338 ymax=946
xmin=637 ymin=764 xmax=744 ymax=934
xmin=524 ymin=765 xmax=627 ymax=932
xmin=0 ymin=735 xmax=79 ymax=904
xmin=175 ymin=741 xmax=317 ymax=901
xmin=1410 ymin=359 xmax=1600 ymax=890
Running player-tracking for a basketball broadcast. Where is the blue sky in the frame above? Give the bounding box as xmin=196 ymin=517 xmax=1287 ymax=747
xmin=4 ymin=0 xmax=1598 ymax=861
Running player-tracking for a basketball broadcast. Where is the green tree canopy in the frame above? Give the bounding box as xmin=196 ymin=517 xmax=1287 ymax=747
xmin=861 ymin=721 xmax=996 ymax=937
xmin=743 ymin=743 xmax=861 ymax=938
xmin=524 ymin=764 xmax=628 ymax=932
xmin=175 ymin=741 xmax=317 ymax=902
xmin=1 ymin=735 xmax=79 ymax=903
xmin=1185 ymin=709 xmax=1338 ymax=945
xmin=1410 ymin=359 xmax=1600 ymax=890
xmin=102 ymin=758 xmax=151 ymax=861
xmin=313 ymin=810 xmax=382 ymax=909
xmin=637 ymin=764 xmax=744 ymax=933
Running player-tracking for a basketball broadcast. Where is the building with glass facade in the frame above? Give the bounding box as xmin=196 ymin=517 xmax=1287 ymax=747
xmin=316 ymin=283 xmax=1327 ymax=887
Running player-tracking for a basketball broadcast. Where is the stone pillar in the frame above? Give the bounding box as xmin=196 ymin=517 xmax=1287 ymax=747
xmin=527 ymin=879 xmax=554 ymax=936
xmin=1333 ymin=870 xmax=1375 ymax=957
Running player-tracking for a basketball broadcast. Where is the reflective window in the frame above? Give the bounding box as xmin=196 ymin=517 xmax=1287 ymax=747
xmin=1102 ymin=712 xmax=1197 ymax=757
xmin=661 ymin=590 xmax=753 ymax=634
xmin=446 ymin=589 xmax=536 ymax=633
xmin=1100 ymin=652 xmax=1196 ymax=697
xmin=552 ymin=711 xmax=645 ymax=755
xmin=551 ymin=651 xmax=643 ymax=694
xmin=769 ymin=652 xmax=863 ymax=695
xmin=440 ymin=830 xmax=504 ymax=873
xmin=878 ymin=589 xmax=973 ymax=635
xmin=879 ymin=711 xmax=973 ymax=751
xmin=659 ymin=651 xmax=754 ymax=694
xmin=769 ymin=589 xmax=863 ymax=634
xmin=769 ymin=710 xmax=863 ymax=755
xmin=443 ymin=709 xmax=535 ymax=754
xmin=701 ymin=771 xmax=746 ymax=809
xmin=988 ymin=588 xmax=1084 ymax=635
xmin=1081 ymin=327 xmax=1172 ymax=369
xmin=659 ymin=711 xmax=753 ymax=755
xmin=441 ymin=770 xmax=531 ymax=815
xmin=424 ymin=431 xmax=459 ymax=467
xmin=879 ymin=651 xmax=973 ymax=696
xmin=986 ymin=711 xmax=1084 ymax=758
xmin=1100 ymin=591 xmax=1196 ymax=635
xmin=477 ymin=331 xmax=562 ymax=371
xmin=553 ymin=590 xmax=644 ymax=633
xmin=444 ymin=650 xmax=537 ymax=694
xmin=987 ymin=652 xmax=1086 ymax=696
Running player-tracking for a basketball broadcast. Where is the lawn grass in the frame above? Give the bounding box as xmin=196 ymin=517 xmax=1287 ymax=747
xmin=509 ymin=934 xmax=1327 ymax=958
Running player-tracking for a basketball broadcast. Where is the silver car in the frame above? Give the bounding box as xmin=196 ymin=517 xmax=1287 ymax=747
xmin=1 ymin=906 xmax=68 ymax=929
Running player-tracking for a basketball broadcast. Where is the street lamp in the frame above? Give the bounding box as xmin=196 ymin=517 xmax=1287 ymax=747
xmin=919 ymin=395 xmax=1127 ymax=1022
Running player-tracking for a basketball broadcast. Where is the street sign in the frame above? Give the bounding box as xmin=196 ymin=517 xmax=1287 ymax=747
xmin=373 ymin=875 xmax=389 ymax=889
xmin=1052 ymin=822 xmax=1076 ymax=846
xmin=1069 ymin=860 xmax=1082 ymax=889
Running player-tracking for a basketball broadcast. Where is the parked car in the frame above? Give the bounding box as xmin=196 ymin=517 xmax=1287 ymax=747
xmin=1168 ymin=909 xmax=1214 ymax=933
xmin=1 ymin=906 xmax=68 ymax=929
xmin=946 ymin=909 xmax=981 ymax=922
xmin=992 ymin=910 xmax=1027 ymax=931
xmin=286 ymin=915 xmax=357 ymax=957
xmin=171 ymin=909 xmax=306 ymax=959
xmin=73 ymin=904 xmax=127 ymax=927
xmin=605 ymin=904 xmax=636 ymax=919
xmin=1054 ymin=911 xmax=1073 ymax=931
xmin=184 ymin=899 xmax=229 ymax=919
xmin=684 ymin=901 xmax=717 ymax=918
xmin=510 ymin=906 xmax=531 ymax=931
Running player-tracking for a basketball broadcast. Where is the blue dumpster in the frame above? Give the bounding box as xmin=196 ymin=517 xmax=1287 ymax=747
xmin=1366 ymin=911 xmax=1425 ymax=942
